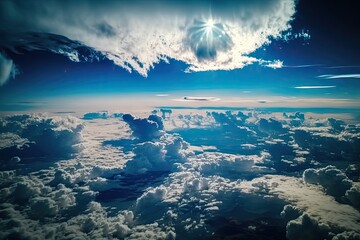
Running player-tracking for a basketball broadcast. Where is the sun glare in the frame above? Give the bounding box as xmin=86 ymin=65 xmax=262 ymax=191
xmin=205 ymin=18 xmax=215 ymax=30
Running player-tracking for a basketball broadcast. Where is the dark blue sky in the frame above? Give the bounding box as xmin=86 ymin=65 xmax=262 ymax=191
xmin=0 ymin=0 xmax=359 ymax=111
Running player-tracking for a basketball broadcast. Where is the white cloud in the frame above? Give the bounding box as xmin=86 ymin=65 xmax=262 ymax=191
xmin=0 ymin=52 xmax=17 ymax=86
xmin=246 ymin=175 xmax=360 ymax=238
xmin=0 ymin=114 xmax=84 ymax=159
xmin=0 ymin=0 xmax=296 ymax=76
xmin=1 ymin=110 xmax=359 ymax=239
xmin=190 ymin=152 xmax=275 ymax=178
xmin=317 ymin=74 xmax=360 ymax=79
xmin=260 ymin=59 xmax=284 ymax=69
xmin=123 ymin=114 xmax=165 ymax=141
xmin=303 ymin=165 xmax=353 ymax=199
xmin=124 ymin=133 xmax=192 ymax=174
xmin=294 ymin=86 xmax=336 ymax=89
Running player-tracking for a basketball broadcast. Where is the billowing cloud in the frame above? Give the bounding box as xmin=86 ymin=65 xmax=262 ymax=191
xmin=0 ymin=114 xmax=84 ymax=161
xmin=0 ymin=0 xmax=296 ymax=76
xmin=303 ymin=165 xmax=353 ymax=199
xmin=123 ymin=114 xmax=164 ymax=141
xmin=0 ymin=52 xmax=17 ymax=86
xmin=1 ymin=110 xmax=359 ymax=239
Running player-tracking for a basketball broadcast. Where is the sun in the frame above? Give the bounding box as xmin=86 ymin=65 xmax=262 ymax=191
xmin=205 ymin=18 xmax=215 ymax=31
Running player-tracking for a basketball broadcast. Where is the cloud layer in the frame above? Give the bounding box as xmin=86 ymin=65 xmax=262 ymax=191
xmin=0 ymin=0 xmax=296 ymax=76
xmin=1 ymin=109 xmax=359 ymax=239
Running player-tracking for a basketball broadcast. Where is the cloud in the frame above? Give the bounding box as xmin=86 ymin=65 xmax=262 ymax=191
xmin=182 ymin=96 xmax=221 ymax=101
xmin=0 ymin=0 xmax=296 ymax=76
xmin=286 ymin=213 xmax=330 ymax=240
xmin=191 ymin=152 xmax=275 ymax=178
xmin=82 ymin=111 xmax=123 ymax=120
xmin=257 ymin=117 xmax=287 ymax=134
xmin=294 ymin=86 xmax=336 ymax=89
xmin=0 ymin=114 xmax=84 ymax=160
xmin=248 ymin=175 xmax=360 ymax=238
xmin=303 ymin=165 xmax=353 ymax=199
xmin=123 ymin=114 xmax=164 ymax=141
xmin=124 ymin=133 xmax=192 ymax=174
xmin=0 ymin=52 xmax=17 ymax=86
xmin=317 ymin=74 xmax=360 ymax=79
xmin=260 ymin=59 xmax=283 ymax=69
xmin=1 ymin=110 xmax=359 ymax=239
xmin=283 ymin=64 xmax=324 ymax=68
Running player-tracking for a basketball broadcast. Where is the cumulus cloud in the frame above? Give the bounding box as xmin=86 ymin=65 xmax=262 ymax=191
xmin=257 ymin=117 xmax=287 ymax=135
xmin=303 ymin=165 xmax=353 ymax=198
xmin=190 ymin=152 xmax=274 ymax=179
xmin=123 ymin=114 xmax=164 ymax=141
xmin=124 ymin=133 xmax=192 ymax=174
xmin=1 ymin=110 xmax=359 ymax=239
xmin=286 ymin=213 xmax=330 ymax=240
xmin=303 ymin=166 xmax=360 ymax=210
xmin=0 ymin=52 xmax=17 ymax=86
xmin=247 ymin=175 xmax=360 ymax=239
xmin=0 ymin=114 xmax=84 ymax=161
xmin=0 ymin=0 xmax=296 ymax=76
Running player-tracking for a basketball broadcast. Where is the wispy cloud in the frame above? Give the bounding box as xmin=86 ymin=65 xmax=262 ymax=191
xmin=283 ymin=64 xmax=323 ymax=68
xmin=0 ymin=52 xmax=18 ymax=86
xmin=261 ymin=60 xmax=283 ymax=69
xmin=182 ymin=96 xmax=220 ymax=102
xmin=172 ymin=96 xmax=221 ymax=102
xmin=323 ymin=66 xmax=360 ymax=69
xmin=317 ymin=74 xmax=360 ymax=79
xmin=294 ymin=86 xmax=336 ymax=89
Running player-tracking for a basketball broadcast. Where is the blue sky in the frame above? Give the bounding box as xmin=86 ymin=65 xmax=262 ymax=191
xmin=0 ymin=0 xmax=359 ymax=111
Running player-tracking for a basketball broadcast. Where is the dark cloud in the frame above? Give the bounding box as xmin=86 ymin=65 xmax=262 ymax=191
xmin=123 ymin=114 xmax=164 ymax=141
xmin=0 ymin=32 xmax=102 ymax=62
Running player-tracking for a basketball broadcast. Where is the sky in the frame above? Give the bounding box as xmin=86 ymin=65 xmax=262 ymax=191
xmin=1 ymin=1 xmax=360 ymax=239
xmin=0 ymin=0 xmax=360 ymax=111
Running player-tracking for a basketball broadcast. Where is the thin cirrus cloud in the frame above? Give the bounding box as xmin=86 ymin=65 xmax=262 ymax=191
xmin=0 ymin=52 xmax=18 ymax=86
xmin=0 ymin=0 xmax=296 ymax=77
xmin=294 ymin=86 xmax=336 ymax=89
xmin=182 ymin=96 xmax=221 ymax=101
xmin=317 ymin=74 xmax=360 ymax=79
